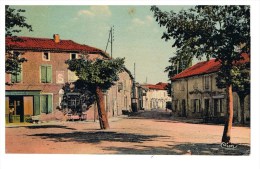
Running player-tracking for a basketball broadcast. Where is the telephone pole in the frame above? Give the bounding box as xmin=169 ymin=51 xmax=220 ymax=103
xmin=105 ymin=26 xmax=114 ymax=58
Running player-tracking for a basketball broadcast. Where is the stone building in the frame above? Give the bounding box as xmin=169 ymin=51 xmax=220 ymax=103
xmin=5 ymin=35 xmax=133 ymax=123
xmin=171 ymin=54 xmax=250 ymax=123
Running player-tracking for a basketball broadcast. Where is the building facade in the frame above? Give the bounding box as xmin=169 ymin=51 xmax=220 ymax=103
xmin=171 ymin=54 xmax=250 ymax=123
xmin=5 ymin=35 xmax=133 ymax=123
xmin=140 ymin=82 xmax=171 ymax=110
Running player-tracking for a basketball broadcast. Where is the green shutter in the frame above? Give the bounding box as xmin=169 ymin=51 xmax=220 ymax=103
xmin=47 ymin=95 xmax=53 ymax=113
xmin=11 ymin=74 xmax=16 ymax=83
xmin=34 ymin=95 xmax=40 ymax=115
xmin=41 ymin=95 xmax=47 ymax=113
xmin=16 ymin=65 xmax=22 ymax=82
xmin=41 ymin=66 xmax=47 ymax=83
xmin=46 ymin=66 xmax=52 ymax=83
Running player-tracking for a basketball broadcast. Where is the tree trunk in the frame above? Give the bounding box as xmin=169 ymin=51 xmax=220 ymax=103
xmin=239 ymin=96 xmax=245 ymax=124
xmin=95 ymin=87 xmax=110 ymax=129
xmin=221 ymin=85 xmax=234 ymax=143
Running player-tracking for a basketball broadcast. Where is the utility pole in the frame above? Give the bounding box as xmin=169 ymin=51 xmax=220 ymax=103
xmin=105 ymin=26 xmax=114 ymax=58
xmin=131 ymin=63 xmax=137 ymax=112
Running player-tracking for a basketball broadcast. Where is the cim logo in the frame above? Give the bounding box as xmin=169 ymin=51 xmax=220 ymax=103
xmin=221 ymin=142 xmax=238 ymax=149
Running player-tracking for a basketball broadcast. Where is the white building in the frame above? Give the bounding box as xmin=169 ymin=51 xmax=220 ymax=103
xmin=141 ymin=82 xmax=171 ymax=110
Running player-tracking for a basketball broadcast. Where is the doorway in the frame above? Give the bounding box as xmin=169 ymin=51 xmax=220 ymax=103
xmin=9 ymin=96 xmax=24 ymax=122
xmin=204 ymin=99 xmax=210 ymax=117
xmin=181 ymin=99 xmax=186 ymax=117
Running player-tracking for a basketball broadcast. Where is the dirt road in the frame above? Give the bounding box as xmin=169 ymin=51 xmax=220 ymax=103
xmin=5 ymin=111 xmax=250 ymax=155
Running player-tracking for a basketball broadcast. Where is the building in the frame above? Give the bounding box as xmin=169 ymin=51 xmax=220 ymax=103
xmin=5 ymin=35 xmax=133 ymax=123
xmin=140 ymin=82 xmax=171 ymax=110
xmin=171 ymin=54 xmax=250 ymax=123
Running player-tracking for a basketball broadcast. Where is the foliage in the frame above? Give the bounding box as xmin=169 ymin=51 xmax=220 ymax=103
xmin=165 ymin=50 xmax=192 ymax=79
xmin=5 ymin=5 xmax=33 ymax=82
xmin=65 ymin=55 xmax=125 ymax=91
xmin=5 ymin=5 xmax=32 ymax=37
xmin=61 ymin=82 xmax=96 ymax=114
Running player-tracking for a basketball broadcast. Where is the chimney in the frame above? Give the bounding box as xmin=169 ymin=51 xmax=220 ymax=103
xmin=53 ymin=34 xmax=60 ymax=43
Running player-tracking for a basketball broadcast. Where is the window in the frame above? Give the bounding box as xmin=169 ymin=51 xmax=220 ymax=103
xmin=41 ymin=94 xmax=52 ymax=114
xmin=41 ymin=65 xmax=52 ymax=83
xmin=42 ymin=52 xmax=50 ymax=61
xmin=192 ymin=99 xmax=200 ymax=113
xmin=70 ymin=53 xmax=78 ymax=60
xmin=214 ymin=99 xmax=224 ymax=115
xmin=179 ymin=82 xmax=185 ymax=91
xmin=204 ymin=76 xmax=210 ymax=90
xmin=11 ymin=64 xmax=22 ymax=83
xmin=118 ymin=82 xmax=123 ymax=92
xmin=193 ymin=80 xmax=198 ymax=89
xmin=173 ymin=100 xmax=179 ymax=111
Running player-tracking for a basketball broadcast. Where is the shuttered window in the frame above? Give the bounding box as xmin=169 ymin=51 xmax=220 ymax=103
xmin=41 ymin=65 xmax=52 ymax=83
xmin=11 ymin=65 xmax=22 ymax=83
xmin=41 ymin=94 xmax=53 ymax=114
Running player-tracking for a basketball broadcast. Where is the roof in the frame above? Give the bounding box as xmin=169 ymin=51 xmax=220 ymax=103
xmin=6 ymin=36 xmax=109 ymax=57
xmin=143 ymin=82 xmax=168 ymax=90
xmin=171 ymin=53 xmax=250 ymax=81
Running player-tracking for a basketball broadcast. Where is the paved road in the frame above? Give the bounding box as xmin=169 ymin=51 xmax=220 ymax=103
xmin=5 ymin=110 xmax=250 ymax=155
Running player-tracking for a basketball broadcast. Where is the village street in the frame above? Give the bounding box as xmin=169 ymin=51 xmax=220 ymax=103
xmin=5 ymin=110 xmax=250 ymax=155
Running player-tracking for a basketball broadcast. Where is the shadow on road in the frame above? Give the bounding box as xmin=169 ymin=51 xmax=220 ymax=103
xmin=129 ymin=111 xmax=204 ymax=124
xmin=103 ymin=143 xmax=250 ymax=155
xmin=25 ymin=125 xmax=77 ymax=130
xmin=28 ymin=131 xmax=169 ymax=144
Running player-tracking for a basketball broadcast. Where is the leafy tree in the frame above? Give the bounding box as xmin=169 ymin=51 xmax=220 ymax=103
xmin=5 ymin=5 xmax=33 ymax=83
xmin=216 ymin=60 xmax=250 ymax=124
xmin=165 ymin=50 xmax=193 ymax=79
xmin=151 ymin=5 xmax=250 ymax=143
xmin=65 ymin=54 xmax=125 ymax=129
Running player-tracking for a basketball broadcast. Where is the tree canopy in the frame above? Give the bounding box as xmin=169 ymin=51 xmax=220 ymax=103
xmin=5 ymin=5 xmax=32 ymax=37
xmin=65 ymin=56 xmax=125 ymax=91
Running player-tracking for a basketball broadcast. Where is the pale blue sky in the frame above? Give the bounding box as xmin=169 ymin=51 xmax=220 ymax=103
xmin=11 ymin=5 xmax=192 ymax=84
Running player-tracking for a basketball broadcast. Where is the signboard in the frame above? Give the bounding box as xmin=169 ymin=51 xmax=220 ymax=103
xmin=56 ymin=71 xmax=64 ymax=84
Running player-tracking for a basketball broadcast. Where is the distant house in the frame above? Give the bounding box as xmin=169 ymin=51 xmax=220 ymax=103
xmin=5 ymin=34 xmax=133 ymax=123
xmin=171 ymin=53 xmax=250 ymax=123
xmin=140 ymin=82 xmax=171 ymax=110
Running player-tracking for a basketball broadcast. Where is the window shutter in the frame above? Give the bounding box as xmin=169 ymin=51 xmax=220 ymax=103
xmin=41 ymin=66 xmax=47 ymax=83
xmin=47 ymin=95 xmax=52 ymax=113
xmin=11 ymin=74 xmax=16 ymax=83
xmin=41 ymin=95 xmax=47 ymax=113
xmin=16 ymin=65 xmax=22 ymax=82
xmin=46 ymin=66 xmax=52 ymax=83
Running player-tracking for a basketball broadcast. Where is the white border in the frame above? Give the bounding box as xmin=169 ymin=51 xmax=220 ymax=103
xmin=1 ymin=1 xmax=260 ymax=169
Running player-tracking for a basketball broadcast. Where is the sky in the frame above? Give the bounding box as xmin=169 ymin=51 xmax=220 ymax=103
xmin=10 ymin=5 xmax=192 ymax=84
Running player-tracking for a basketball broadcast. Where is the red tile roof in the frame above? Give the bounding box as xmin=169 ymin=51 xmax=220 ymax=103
xmin=6 ymin=36 xmax=108 ymax=56
xmin=143 ymin=82 xmax=168 ymax=90
xmin=171 ymin=53 xmax=250 ymax=80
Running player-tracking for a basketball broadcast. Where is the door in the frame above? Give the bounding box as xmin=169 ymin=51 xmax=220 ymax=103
xmin=24 ymin=96 xmax=34 ymax=116
xmin=204 ymin=99 xmax=210 ymax=117
xmin=9 ymin=96 xmax=24 ymax=122
xmin=182 ymin=99 xmax=186 ymax=117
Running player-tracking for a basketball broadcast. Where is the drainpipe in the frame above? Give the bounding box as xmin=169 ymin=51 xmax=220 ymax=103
xmin=186 ymin=78 xmax=189 ymax=118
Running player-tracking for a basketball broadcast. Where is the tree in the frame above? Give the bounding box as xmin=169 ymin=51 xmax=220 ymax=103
xmin=5 ymin=5 xmax=33 ymax=83
xmin=65 ymin=55 xmax=125 ymax=129
xmin=216 ymin=59 xmax=250 ymax=124
xmin=151 ymin=5 xmax=250 ymax=143
xmin=165 ymin=50 xmax=193 ymax=79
